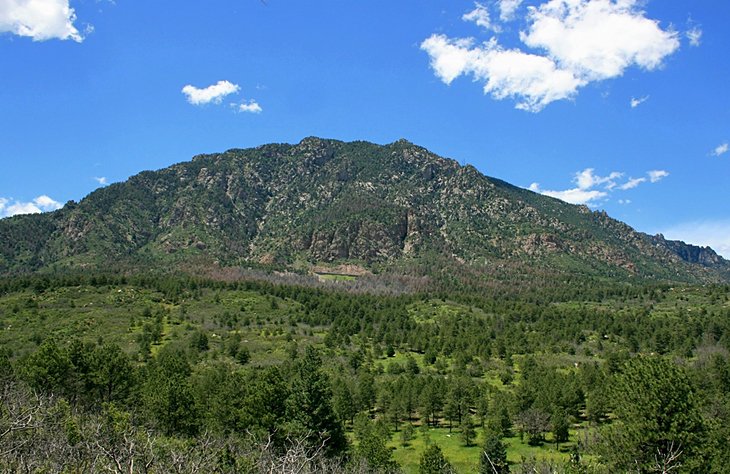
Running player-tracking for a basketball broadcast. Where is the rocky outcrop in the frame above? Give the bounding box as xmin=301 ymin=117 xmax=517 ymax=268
xmin=0 ymin=137 xmax=728 ymax=284
xmin=653 ymin=234 xmax=725 ymax=267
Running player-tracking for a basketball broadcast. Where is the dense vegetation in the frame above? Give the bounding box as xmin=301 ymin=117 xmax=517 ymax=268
xmin=2 ymin=138 xmax=729 ymax=472
xmin=1 ymin=273 xmax=729 ymax=472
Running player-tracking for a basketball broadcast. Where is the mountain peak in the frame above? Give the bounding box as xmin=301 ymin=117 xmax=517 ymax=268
xmin=0 ymin=139 xmax=727 ymax=284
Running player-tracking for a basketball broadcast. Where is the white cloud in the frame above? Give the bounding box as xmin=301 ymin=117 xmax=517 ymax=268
xmin=686 ymin=26 xmax=702 ymax=47
xmin=521 ymin=0 xmax=679 ymax=81
xmin=0 ymin=0 xmax=84 ymax=42
xmin=33 ymin=195 xmax=61 ymax=210
xmin=0 ymin=195 xmax=62 ymax=218
xmin=618 ymin=199 xmax=631 ymax=205
xmin=661 ymin=220 xmax=730 ymax=259
xmin=529 ymin=182 xmax=607 ymax=205
xmin=630 ymin=95 xmax=649 ymax=108
xmin=462 ymin=2 xmax=494 ymax=31
xmin=236 ymin=99 xmax=262 ymax=114
xmin=618 ymin=177 xmax=646 ymax=190
xmin=528 ymin=168 xmax=619 ymax=205
xmin=575 ymin=168 xmax=622 ymax=190
xmin=422 ymin=0 xmax=680 ymax=111
xmin=182 ymin=80 xmax=240 ymax=106
xmin=497 ymin=0 xmax=523 ymax=22
xmin=421 ymin=35 xmax=582 ymax=112
xmin=5 ymin=202 xmax=42 ymax=216
xmin=93 ymin=176 xmax=108 ymax=185
xmin=647 ymin=170 xmax=669 ymax=183
xmin=712 ymin=143 xmax=728 ymax=157
xmin=529 ymin=166 xmax=669 ymax=205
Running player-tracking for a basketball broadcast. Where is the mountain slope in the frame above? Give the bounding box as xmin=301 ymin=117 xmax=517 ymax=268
xmin=1 ymin=137 xmax=728 ymax=284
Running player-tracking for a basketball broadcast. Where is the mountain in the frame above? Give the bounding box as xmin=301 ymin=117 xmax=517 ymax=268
xmin=1 ymin=137 xmax=728 ymax=285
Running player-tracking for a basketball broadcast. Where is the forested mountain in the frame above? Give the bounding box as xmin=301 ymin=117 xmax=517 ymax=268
xmin=2 ymin=139 xmax=730 ymax=472
xmin=1 ymin=137 xmax=727 ymax=285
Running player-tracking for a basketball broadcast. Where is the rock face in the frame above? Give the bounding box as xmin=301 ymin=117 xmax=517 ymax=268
xmin=653 ymin=234 xmax=725 ymax=266
xmin=0 ymin=137 xmax=728 ymax=283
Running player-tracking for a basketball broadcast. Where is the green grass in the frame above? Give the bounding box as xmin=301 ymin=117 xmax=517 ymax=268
xmin=387 ymin=423 xmax=591 ymax=473
xmin=316 ymin=273 xmax=358 ymax=281
xmin=0 ymin=284 xmax=319 ymax=361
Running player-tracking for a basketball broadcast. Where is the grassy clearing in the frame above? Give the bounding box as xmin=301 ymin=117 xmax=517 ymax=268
xmin=316 ymin=273 xmax=358 ymax=282
xmin=387 ymin=423 xmax=589 ymax=473
xmin=0 ymin=284 xmax=319 ymax=361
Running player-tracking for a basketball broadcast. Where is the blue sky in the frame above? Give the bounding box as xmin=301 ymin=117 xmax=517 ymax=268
xmin=1 ymin=0 xmax=728 ymax=256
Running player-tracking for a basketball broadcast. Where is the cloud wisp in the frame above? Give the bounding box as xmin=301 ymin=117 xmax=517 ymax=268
xmin=422 ymin=0 xmax=680 ymax=112
xmin=182 ymin=80 xmax=263 ymax=115
xmin=0 ymin=195 xmax=62 ymax=218
xmin=529 ymin=168 xmax=668 ymax=206
xmin=182 ymin=80 xmax=241 ymax=106
xmin=0 ymin=0 xmax=85 ymax=42
xmin=462 ymin=2 xmax=495 ymax=31
xmin=235 ymin=100 xmax=263 ymax=114
xmin=618 ymin=177 xmax=646 ymax=190
xmin=497 ymin=0 xmax=523 ymax=22
xmin=648 ymin=170 xmax=669 ymax=183
xmin=630 ymin=96 xmax=649 ymax=108
xmin=686 ymin=27 xmax=702 ymax=47
xmin=712 ymin=143 xmax=728 ymax=157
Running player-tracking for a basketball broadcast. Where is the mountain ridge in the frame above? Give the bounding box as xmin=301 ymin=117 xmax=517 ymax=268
xmin=1 ymin=137 xmax=728 ymax=285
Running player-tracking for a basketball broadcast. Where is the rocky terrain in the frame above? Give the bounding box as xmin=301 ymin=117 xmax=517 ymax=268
xmin=1 ymin=137 xmax=727 ymax=284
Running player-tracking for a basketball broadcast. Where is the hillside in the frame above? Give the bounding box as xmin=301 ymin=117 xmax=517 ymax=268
xmin=0 ymin=137 xmax=727 ymax=284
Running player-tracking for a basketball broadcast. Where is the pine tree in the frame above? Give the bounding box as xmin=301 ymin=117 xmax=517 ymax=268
xmin=481 ymin=428 xmax=509 ymax=473
xmin=285 ymin=346 xmax=347 ymax=455
xmin=419 ymin=444 xmax=453 ymax=474
xmin=461 ymin=415 xmax=476 ymax=447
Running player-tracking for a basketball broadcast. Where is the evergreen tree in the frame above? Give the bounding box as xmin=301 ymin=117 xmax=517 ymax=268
xmin=285 ymin=346 xmax=347 ymax=455
xmin=400 ymin=423 xmax=415 ymax=447
xmin=551 ymin=410 xmax=570 ymax=448
xmin=481 ymin=429 xmax=509 ymax=474
xmin=419 ymin=444 xmax=453 ymax=474
xmin=22 ymin=339 xmax=72 ymax=398
xmin=353 ymin=413 xmax=398 ymax=472
xmin=461 ymin=415 xmax=476 ymax=447
xmin=142 ymin=346 xmax=199 ymax=436
xmin=600 ymin=357 xmax=705 ymax=472
xmin=332 ymin=376 xmax=356 ymax=425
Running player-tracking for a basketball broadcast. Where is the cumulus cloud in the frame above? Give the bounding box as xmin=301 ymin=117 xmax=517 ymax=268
xmin=528 ymin=168 xmax=620 ymax=205
xmin=93 ymin=176 xmax=108 ymax=185
xmin=521 ymin=0 xmax=679 ymax=81
xmin=0 ymin=0 xmax=84 ymax=42
xmin=529 ymin=182 xmax=607 ymax=205
xmin=421 ymin=35 xmax=582 ymax=112
xmin=182 ymin=80 xmax=240 ymax=105
xmin=462 ymin=2 xmax=494 ymax=31
xmin=236 ymin=100 xmax=263 ymax=114
xmin=686 ymin=26 xmax=702 ymax=47
xmin=712 ymin=143 xmax=728 ymax=157
xmin=575 ymin=168 xmax=623 ymax=190
xmin=497 ymin=0 xmax=523 ymax=22
xmin=0 ymin=195 xmax=62 ymax=218
xmin=647 ymin=170 xmax=669 ymax=182
xmin=630 ymin=96 xmax=649 ymax=108
xmin=661 ymin=220 xmax=730 ymax=259
xmin=529 ymin=166 xmax=668 ymax=205
xmin=422 ymin=0 xmax=680 ymax=111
